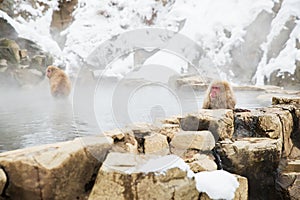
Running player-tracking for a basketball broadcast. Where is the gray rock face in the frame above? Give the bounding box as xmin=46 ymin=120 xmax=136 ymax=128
xmin=225 ymin=10 xmax=273 ymax=84
xmin=50 ymin=0 xmax=78 ymax=48
xmin=0 ymin=17 xmax=18 ymax=39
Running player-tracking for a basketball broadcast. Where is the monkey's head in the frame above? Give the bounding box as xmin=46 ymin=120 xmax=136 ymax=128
xmin=46 ymin=65 xmax=59 ymax=78
xmin=209 ymin=81 xmax=227 ymax=99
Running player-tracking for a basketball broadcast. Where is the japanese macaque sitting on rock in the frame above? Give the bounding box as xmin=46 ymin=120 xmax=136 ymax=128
xmin=202 ymin=80 xmax=236 ymax=109
xmin=46 ymin=65 xmax=71 ymax=98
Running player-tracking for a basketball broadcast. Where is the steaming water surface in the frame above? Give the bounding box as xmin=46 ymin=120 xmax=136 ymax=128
xmin=0 ymin=81 xmax=268 ymax=152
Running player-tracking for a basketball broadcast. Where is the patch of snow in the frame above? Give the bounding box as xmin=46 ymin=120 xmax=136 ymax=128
xmin=194 ymin=170 xmax=239 ymax=200
xmin=137 ymin=154 xmax=194 ymax=178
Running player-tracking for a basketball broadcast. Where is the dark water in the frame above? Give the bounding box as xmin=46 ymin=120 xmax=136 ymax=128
xmin=0 ymin=79 xmax=268 ymax=152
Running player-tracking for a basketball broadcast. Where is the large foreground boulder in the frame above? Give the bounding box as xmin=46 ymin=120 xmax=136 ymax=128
xmin=217 ymin=137 xmax=282 ymax=200
xmin=89 ymin=153 xmax=199 ymax=200
xmin=89 ymin=153 xmax=247 ymax=200
xmin=0 ymin=136 xmax=113 ymax=200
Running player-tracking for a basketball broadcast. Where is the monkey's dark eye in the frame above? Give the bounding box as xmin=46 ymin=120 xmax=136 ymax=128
xmin=47 ymin=70 xmax=50 ymax=73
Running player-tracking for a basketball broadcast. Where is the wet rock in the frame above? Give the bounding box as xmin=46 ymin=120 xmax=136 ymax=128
xmin=170 ymin=131 xmax=215 ymax=156
xmin=234 ymin=111 xmax=258 ymax=137
xmin=0 ymin=38 xmax=20 ymax=64
xmin=88 ymin=153 xmax=199 ymax=200
xmin=0 ymin=136 xmax=113 ymax=200
xmin=217 ymin=137 xmax=282 ymax=200
xmin=0 ymin=168 xmax=7 ymax=195
xmin=234 ymin=107 xmax=293 ymax=140
xmin=179 ymin=109 xmax=234 ymax=140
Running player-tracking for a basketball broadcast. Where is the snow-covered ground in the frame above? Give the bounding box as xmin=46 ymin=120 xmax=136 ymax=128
xmin=1 ymin=0 xmax=300 ymax=84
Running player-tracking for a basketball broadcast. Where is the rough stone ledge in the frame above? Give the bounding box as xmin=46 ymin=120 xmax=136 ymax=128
xmin=0 ymin=136 xmax=113 ymax=200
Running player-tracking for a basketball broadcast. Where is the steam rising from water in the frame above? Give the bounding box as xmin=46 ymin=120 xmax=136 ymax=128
xmin=0 ymin=80 xmax=267 ymax=153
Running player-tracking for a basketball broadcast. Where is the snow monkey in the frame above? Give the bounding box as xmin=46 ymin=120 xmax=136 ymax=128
xmin=46 ymin=65 xmax=71 ymax=98
xmin=202 ymin=80 xmax=236 ymax=109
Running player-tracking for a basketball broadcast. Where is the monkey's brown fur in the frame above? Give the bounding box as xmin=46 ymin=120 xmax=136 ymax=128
xmin=202 ymin=80 xmax=236 ymax=109
xmin=46 ymin=65 xmax=71 ymax=98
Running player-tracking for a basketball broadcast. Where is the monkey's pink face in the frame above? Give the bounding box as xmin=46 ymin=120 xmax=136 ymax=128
xmin=46 ymin=68 xmax=52 ymax=78
xmin=210 ymin=86 xmax=221 ymax=99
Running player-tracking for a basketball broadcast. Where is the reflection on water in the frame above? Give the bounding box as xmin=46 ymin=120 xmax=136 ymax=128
xmin=0 ymin=80 xmax=268 ymax=152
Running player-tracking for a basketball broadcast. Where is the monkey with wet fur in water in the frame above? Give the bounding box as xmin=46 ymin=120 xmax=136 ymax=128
xmin=202 ymin=80 xmax=236 ymax=109
xmin=46 ymin=65 xmax=71 ymax=98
